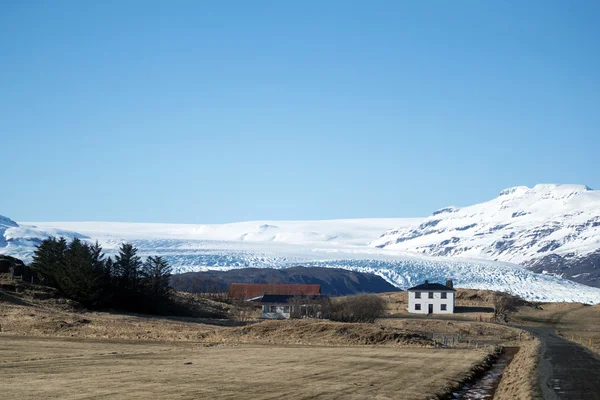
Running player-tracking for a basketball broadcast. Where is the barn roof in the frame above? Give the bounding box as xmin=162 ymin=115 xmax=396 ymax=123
xmin=407 ymin=282 xmax=455 ymax=291
xmin=228 ymin=283 xmax=321 ymax=299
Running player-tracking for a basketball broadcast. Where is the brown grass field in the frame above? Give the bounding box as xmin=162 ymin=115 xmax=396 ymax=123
xmin=3 ymin=279 xmax=595 ymax=400
xmin=0 ymin=281 xmax=498 ymax=399
xmin=0 ymin=336 xmax=488 ymax=400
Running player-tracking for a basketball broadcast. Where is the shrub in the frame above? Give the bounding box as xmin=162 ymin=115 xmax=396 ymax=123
xmin=330 ymin=294 xmax=386 ymax=323
xmin=230 ymin=300 xmax=259 ymax=322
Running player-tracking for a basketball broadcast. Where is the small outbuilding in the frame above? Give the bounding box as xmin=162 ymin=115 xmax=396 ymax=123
xmin=259 ymin=294 xmax=329 ymax=319
xmin=407 ymin=280 xmax=455 ymax=314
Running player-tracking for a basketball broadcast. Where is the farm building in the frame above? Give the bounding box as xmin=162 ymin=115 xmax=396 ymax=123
xmin=259 ymin=294 xmax=330 ymax=319
xmin=228 ymin=283 xmax=321 ymax=300
xmin=407 ymin=280 xmax=455 ymax=314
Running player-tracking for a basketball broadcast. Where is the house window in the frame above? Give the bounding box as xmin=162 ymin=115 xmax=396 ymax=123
xmin=441 ymin=304 xmax=447 ymax=311
xmin=415 ymin=292 xmax=421 ymax=299
xmin=428 ymin=292 xmax=434 ymax=299
xmin=282 ymin=306 xmax=290 ymax=313
xmin=270 ymin=305 xmax=277 ymax=313
xmin=441 ymin=292 xmax=447 ymax=299
xmin=415 ymin=304 xmax=421 ymax=311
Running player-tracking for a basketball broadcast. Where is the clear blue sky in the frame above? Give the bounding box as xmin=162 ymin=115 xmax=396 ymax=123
xmin=1 ymin=1 xmax=599 ymax=223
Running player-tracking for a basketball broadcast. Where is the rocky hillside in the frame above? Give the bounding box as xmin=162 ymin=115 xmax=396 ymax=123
xmin=371 ymin=184 xmax=600 ymax=287
xmin=170 ymin=266 xmax=401 ymax=295
xmin=524 ymin=250 xmax=600 ymax=288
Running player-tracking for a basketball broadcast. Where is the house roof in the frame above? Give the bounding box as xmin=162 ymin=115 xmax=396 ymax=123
xmin=228 ymin=283 xmax=321 ymax=299
xmin=407 ymin=282 xmax=455 ymax=291
xmin=260 ymin=294 xmax=328 ymax=304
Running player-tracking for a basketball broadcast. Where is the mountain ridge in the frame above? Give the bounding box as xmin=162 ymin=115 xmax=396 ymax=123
xmin=372 ymin=185 xmax=600 ymax=255
xmin=371 ymin=184 xmax=600 ymax=287
xmin=170 ymin=266 xmax=401 ymax=296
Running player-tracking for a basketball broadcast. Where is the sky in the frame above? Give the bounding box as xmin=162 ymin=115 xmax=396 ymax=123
xmin=1 ymin=1 xmax=599 ymax=224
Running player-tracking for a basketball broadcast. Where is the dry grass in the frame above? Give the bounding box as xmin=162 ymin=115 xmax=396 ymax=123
xmin=0 ymin=279 xmax=561 ymax=399
xmin=0 ymin=279 xmax=240 ymax=341
xmin=0 ymin=336 xmax=490 ymax=400
xmin=0 ymin=294 xmax=227 ymax=341
xmin=515 ymin=302 xmax=600 ymax=357
xmin=494 ymin=339 xmax=542 ymax=400
xmin=554 ymin=304 xmax=600 ymax=357
xmin=378 ymin=318 xmax=523 ymax=342
xmin=208 ymin=319 xmax=434 ymax=347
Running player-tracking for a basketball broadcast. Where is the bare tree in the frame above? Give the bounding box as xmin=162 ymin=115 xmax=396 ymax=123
xmin=493 ymin=293 xmax=520 ymax=322
xmin=330 ymin=294 xmax=386 ymax=323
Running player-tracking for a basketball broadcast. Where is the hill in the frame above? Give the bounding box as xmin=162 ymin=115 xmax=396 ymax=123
xmin=170 ymin=266 xmax=400 ymax=295
xmin=0 ymin=254 xmax=26 ymax=274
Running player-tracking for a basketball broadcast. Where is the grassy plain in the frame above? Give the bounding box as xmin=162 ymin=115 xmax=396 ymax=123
xmin=0 ymin=281 xmax=497 ymax=399
xmin=2 ymin=280 xmax=574 ymax=400
xmin=0 ymin=336 xmax=488 ymax=400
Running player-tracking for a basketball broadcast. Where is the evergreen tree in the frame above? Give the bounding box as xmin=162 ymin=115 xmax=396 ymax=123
xmin=141 ymin=256 xmax=172 ymax=300
xmin=114 ymin=243 xmax=142 ymax=292
xmin=30 ymin=237 xmax=67 ymax=285
xmin=104 ymin=256 xmax=114 ymax=278
xmin=62 ymin=238 xmax=92 ymax=300
xmin=90 ymin=241 xmax=105 ymax=272
xmin=32 ymin=238 xmax=107 ymax=307
xmin=30 ymin=239 xmax=178 ymax=314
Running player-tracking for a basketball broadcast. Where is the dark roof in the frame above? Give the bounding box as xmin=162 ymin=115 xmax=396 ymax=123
xmin=407 ymin=282 xmax=455 ymax=291
xmin=259 ymin=294 xmax=328 ymax=304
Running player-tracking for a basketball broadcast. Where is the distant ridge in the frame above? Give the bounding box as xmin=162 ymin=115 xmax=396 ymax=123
xmin=170 ymin=266 xmax=401 ymax=296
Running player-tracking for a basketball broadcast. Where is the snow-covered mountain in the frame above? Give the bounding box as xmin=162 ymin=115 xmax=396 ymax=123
xmin=371 ymin=184 xmax=600 ymax=286
xmin=3 ymin=212 xmax=600 ymax=304
xmin=0 ymin=215 xmax=87 ymax=261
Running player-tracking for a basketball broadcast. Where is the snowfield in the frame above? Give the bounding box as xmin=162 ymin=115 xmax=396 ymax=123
xmin=3 ymin=214 xmax=600 ymax=304
xmin=372 ymin=184 xmax=600 ymax=264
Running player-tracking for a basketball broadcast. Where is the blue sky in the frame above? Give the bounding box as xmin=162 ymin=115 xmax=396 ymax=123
xmin=1 ymin=1 xmax=599 ymax=223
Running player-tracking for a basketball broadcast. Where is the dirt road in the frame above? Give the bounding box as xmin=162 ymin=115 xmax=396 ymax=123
xmin=521 ymin=326 xmax=600 ymax=400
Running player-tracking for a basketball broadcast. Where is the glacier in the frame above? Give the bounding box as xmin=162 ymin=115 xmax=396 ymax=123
xmin=3 ymin=215 xmax=600 ymax=304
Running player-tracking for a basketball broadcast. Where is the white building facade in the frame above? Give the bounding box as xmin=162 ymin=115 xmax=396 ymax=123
xmin=407 ymin=280 xmax=455 ymax=314
xmin=259 ymin=294 xmax=329 ymax=319
xmin=262 ymin=304 xmax=292 ymax=319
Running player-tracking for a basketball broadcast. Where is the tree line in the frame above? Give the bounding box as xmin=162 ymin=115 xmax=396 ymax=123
xmin=31 ymin=237 xmax=171 ymax=313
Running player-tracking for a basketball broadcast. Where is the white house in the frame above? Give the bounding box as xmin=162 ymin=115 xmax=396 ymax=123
xmin=407 ymin=280 xmax=455 ymax=314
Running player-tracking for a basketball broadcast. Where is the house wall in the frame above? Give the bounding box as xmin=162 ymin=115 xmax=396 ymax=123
xmin=261 ymin=304 xmax=291 ymax=319
xmin=407 ymin=291 xmax=454 ymax=314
